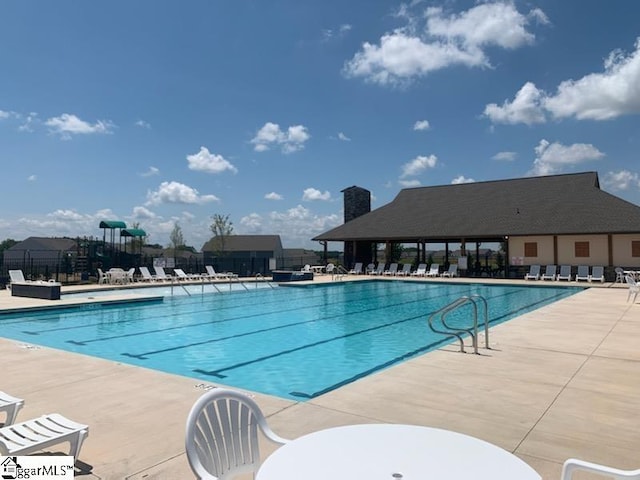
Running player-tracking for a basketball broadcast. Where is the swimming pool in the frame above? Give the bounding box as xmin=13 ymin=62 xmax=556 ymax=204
xmin=0 ymin=281 xmax=581 ymax=400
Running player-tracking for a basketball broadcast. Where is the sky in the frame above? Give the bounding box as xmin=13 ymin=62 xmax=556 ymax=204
xmin=1 ymin=0 xmax=639 ymax=250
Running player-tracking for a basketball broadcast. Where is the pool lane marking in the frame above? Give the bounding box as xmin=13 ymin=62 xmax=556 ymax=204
xmin=19 ymin=280 xmax=433 ymax=335
xmin=64 ymin=282 xmax=454 ymax=345
xmin=288 ymin=289 xmax=573 ymax=399
xmin=119 ymin=285 xmax=475 ymax=359
xmin=191 ymin=288 xmax=569 ymax=385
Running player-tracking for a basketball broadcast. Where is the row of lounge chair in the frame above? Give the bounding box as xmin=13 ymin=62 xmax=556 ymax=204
xmin=348 ymin=262 xmax=458 ymax=278
xmin=0 ymin=390 xmax=88 ymax=460
xmin=524 ymin=265 xmax=605 ymax=282
xmin=134 ymin=265 xmax=237 ymax=282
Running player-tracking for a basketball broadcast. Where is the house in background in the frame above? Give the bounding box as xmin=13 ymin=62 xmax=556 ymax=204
xmin=3 ymin=236 xmax=77 ymax=279
xmin=202 ymin=235 xmax=285 ymax=276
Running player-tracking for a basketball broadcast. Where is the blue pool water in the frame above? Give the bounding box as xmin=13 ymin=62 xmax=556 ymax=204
xmin=0 ymin=281 xmax=581 ymax=400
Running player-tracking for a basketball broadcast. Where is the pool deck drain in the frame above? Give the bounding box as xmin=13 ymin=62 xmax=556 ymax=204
xmin=1 ymin=276 xmax=638 ymax=480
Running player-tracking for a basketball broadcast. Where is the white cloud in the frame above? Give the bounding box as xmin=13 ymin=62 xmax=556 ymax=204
xmin=399 ymin=179 xmax=421 ymax=187
xmin=337 ymin=132 xmax=351 ymax=141
xmin=344 ymin=2 xmax=545 ymax=86
xmin=251 ymin=122 xmax=310 ymax=153
xmin=27 ymin=175 xmax=37 ymax=182
xmin=530 ymin=139 xmax=605 ymax=176
xmin=451 ymin=175 xmax=475 ymax=184
xmin=483 ymin=82 xmax=546 ymax=125
xmin=400 ymin=154 xmax=438 ymax=178
xmin=45 ymin=113 xmax=114 ymax=139
xmin=135 ymin=119 xmax=151 ymax=129
xmin=131 ymin=206 xmax=157 ymax=219
xmin=492 ymin=151 xmax=517 ymax=161
xmin=0 ymin=110 xmax=9 ymax=119
xmin=544 ymin=38 xmax=640 ymax=120
xmin=322 ymin=24 xmax=352 ymax=41
xmin=145 ymin=181 xmax=220 ymax=206
xmin=413 ymin=120 xmax=430 ymax=131
xmin=187 ymin=146 xmax=238 ymax=174
xmin=485 ymin=39 xmax=640 ymax=124
xmin=267 ymin=205 xmax=341 ymax=247
xmin=302 ymin=188 xmax=331 ymax=201
xmin=240 ymin=213 xmax=263 ymax=232
xmin=265 ymin=192 xmax=283 ymax=200
xmin=141 ymin=166 xmax=159 ymax=177
xmin=602 ymin=170 xmax=640 ymax=191
xmin=18 ymin=113 xmax=37 ymax=132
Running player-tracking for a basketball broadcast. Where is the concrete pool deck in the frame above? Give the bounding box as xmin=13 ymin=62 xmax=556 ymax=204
xmin=1 ymin=276 xmax=638 ymax=479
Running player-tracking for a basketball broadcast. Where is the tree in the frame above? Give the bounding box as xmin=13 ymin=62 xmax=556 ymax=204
xmin=169 ymin=222 xmax=185 ymax=258
xmin=0 ymin=238 xmax=17 ymax=253
xmin=209 ymin=214 xmax=233 ymax=258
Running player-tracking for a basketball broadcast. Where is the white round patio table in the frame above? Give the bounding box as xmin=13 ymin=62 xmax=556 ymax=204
xmin=256 ymin=424 xmax=541 ymax=480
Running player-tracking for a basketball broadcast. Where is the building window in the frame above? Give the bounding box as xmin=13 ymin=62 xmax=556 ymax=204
xmin=632 ymin=241 xmax=640 ymax=257
xmin=524 ymin=242 xmax=537 ymax=257
xmin=575 ymin=241 xmax=590 ymax=257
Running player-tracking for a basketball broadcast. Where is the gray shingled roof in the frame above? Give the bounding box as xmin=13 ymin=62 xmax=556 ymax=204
xmin=202 ymin=235 xmax=283 ymax=252
xmin=313 ymin=172 xmax=640 ymax=242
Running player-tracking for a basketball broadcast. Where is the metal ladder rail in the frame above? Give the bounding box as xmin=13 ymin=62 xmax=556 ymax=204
xmin=468 ymin=294 xmax=489 ymax=349
xmin=428 ymin=297 xmax=473 ymax=353
xmin=255 ymin=273 xmax=277 ymax=289
xmin=169 ymin=278 xmax=192 ymax=296
xmin=428 ymin=295 xmax=489 ymax=354
xmin=333 ymin=265 xmax=348 ymax=281
xmin=440 ymin=297 xmax=479 ymax=354
xmin=200 ymin=277 xmax=223 ymax=294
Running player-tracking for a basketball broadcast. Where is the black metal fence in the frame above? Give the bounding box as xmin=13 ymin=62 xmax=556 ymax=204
xmin=0 ymin=251 xmax=343 ymax=287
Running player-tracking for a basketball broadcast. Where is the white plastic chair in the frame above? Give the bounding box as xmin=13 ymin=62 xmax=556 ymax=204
xmin=185 ymin=388 xmax=289 ymax=480
xmin=0 ymin=391 xmax=24 ymax=426
xmin=626 ymin=275 xmax=639 ymax=303
xmin=524 ymin=265 xmax=541 ymax=280
xmin=615 ymin=267 xmax=625 ymax=283
xmin=562 ymin=458 xmax=640 ymax=479
xmin=589 ymin=265 xmax=605 ymax=283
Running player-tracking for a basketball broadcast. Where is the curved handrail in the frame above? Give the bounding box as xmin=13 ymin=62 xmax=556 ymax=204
xmin=428 ymin=295 xmax=490 ymax=354
xmin=428 ymin=297 xmax=470 ymax=353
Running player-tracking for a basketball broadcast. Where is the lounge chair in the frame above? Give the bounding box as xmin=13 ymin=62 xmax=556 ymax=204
xmin=370 ymin=263 xmax=385 ymax=275
xmin=153 ymin=266 xmax=173 ymax=281
xmin=139 ymin=266 xmax=156 ymax=282
xmin=626 ymin=275 xmax=639 ymax=303
xmin=589 ymin=265 xmax=605 ymax=283
xmin=8 ymin=270 xmax=29 ymax=285
xmin=396 ymin=264 xmax=412 ymax=276
xmin=441 ymin=264 xmax=458 ymax=277
xmin=575 ymin=265 xmax=590 ymax=282
xmin=348 ymin=262 xmax=363 ymax=275
xmin=205 ymin=265 xmax=238 ymax=279
xmin=561 ymin=458 xmax=640 ymax=479
xmin=0 ymin=391 xmax=24 ymax=426
xmin=174 ymin=268 xmax=201 ymax=281
xmin=411 ymin=263 xmax=427 ymax=276
xmin=383 ymin=263 xmax=398 ymax=276
xmin=524 ymin=265 xmax=541 ymax=280
xmin=185 ymin=388 xmax=289 ymax=480
xmin=557 ymin=265 xmax=572 ymax=281
xmin=425 ymin=264 xmax=440 ymax=277
xmin=364 ymin=263 xmax=376 ymax=274
xmin=0 ymin=413 xmax=88 ymax=458
xmin=541 ymin=265 xmax=557 ymax=281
